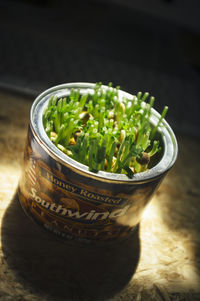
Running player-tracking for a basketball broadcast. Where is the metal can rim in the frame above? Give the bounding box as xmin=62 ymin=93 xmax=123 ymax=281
xmin=30 ymin=82 xmax=178 ymax=184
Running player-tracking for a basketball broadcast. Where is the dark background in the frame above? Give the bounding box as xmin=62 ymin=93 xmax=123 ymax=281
xmin=0 ymin=0 xmax=200 ymax=136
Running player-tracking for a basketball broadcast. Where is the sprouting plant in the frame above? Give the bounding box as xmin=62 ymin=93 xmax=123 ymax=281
xmin=43 ymin=83 xmax=168 ymax=178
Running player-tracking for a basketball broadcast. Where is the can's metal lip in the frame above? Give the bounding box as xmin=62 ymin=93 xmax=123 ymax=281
xmin=30 ymin=82 xmax=178 ymax=184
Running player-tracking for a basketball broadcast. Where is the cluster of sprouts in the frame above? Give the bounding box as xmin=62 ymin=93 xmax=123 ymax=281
xmin=43 ymin=83 xmax=168 ymax=178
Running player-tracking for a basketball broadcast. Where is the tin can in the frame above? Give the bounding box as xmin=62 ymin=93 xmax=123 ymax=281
xmin=18 ymin=83 xmax=178 ymax=244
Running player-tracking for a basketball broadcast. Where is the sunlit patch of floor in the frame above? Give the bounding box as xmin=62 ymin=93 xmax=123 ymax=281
xmin=133 ymin=184 xmax=200 ymax=293
xmin=0 ymin=164 xmax=21 ymax=215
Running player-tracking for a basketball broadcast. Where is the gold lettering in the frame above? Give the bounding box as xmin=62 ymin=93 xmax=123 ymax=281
xmin=85 ymin=210 xmax=95 ymax=220
xmin=80 ymin=189 xmax=88 ymax=196
xmin=64 ymin=224 xmax=72 ymax=231
xmin=109 ymin=205 xmax=130 ymax=218
xmin=58 ymin=207 xmax=68 ymax=215
xmin=71 ymin=186 xmax=77 ymax=193
xmin=91 ymin=211 xmax=110 ymax=220
xmin=41 ymin=200 xmax=50 ymax=209
xmin=67 ymin=209 xmax=88 ymax=219
xmin=50 ymin=203 xmax=58 ymax=212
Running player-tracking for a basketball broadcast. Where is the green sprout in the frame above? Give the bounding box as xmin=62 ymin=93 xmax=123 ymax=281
xmin=43 ymin=83 xmax=168 ymax=178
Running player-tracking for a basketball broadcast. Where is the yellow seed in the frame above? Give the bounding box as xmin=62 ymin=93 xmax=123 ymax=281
xmin=50 ymin=132 xmax=57 ymax=142
xmin=57 ymin=144 xmax=66 ymax=152
xmin=136 ymin=152 xmax=150 ymax=165
xmin=66 ymin=149 xmax=73 ymax=156
xmin=104 ymin=158 xmax=108 ymax=169
xmin=69 ymin=137 xmax=76 ymax=145
xmin=74 ymin=131 xmax=82 ymax=139
xmin=50 ymin=131 xmax=57 ymax=137
xmin=79 ymin=111 xmax=91 ymax=124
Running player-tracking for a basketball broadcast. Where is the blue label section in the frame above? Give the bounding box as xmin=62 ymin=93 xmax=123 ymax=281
xmin=40 ymin=166 xmax=126 ymax=205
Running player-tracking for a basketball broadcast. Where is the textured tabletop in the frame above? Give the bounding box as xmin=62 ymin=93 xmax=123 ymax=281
xmin=0 ymin=91 xmax=200 ymax=301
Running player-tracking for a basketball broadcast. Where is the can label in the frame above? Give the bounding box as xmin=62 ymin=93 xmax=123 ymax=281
xmin=18 ymin=125 xmax=162 ymax=243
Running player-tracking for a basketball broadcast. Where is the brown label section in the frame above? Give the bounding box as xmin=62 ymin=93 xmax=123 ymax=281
xmin=18 ymin=126 xmax=162 ymax=243
xmin=40 ymin=166 xmax=126 ymax=206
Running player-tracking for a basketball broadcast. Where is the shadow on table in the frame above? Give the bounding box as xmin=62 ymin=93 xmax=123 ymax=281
xmin=1 ymin=191 xmax=140 ymax=301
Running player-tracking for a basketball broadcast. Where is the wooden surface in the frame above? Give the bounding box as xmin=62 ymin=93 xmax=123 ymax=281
xmin=0 ymin=91 xmax=200 ymax=301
